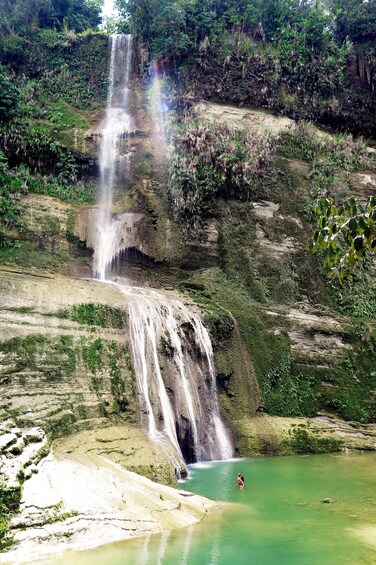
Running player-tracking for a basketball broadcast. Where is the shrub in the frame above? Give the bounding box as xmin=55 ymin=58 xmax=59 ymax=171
xmin=168 ymin=120 xmax=274 ymax=225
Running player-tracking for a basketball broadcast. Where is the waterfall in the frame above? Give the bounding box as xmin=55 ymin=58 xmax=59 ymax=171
xmin=94 ymin=34 xmax=133 ymax=281
xmin=120 ymin=286 xmax=233 ymax=464
xmin=94 ymin=34 xmax=233 ymax=470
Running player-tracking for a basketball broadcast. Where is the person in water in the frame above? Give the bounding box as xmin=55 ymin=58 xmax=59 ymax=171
xmin=236 ymin=473 xmax=245 ymax=489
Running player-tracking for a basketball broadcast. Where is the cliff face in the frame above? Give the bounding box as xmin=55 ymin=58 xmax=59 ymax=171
xmin=0 ymin=34 xmax=375 ymax=470
xmin=0 ymin=268 xmax=135 ymax=435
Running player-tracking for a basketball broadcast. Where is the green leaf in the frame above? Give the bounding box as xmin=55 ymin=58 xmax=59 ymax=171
xmin=348 ymin=217 xmax=358 ymax=234
xmin=358 ymin=216 xmax=366 ymax=230
xmin=353 ymin=236 xmax=363 ymax=251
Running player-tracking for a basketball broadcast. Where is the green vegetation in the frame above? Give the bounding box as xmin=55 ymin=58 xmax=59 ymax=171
xmin=218 ymin=200 xmax=304 ymax=304
xmin=261 ymin=356 xmax=317 ymax=417
xmin=119 ymin=0 xmax=376 ymax=133
xmin=60 ymin=303 xmax=128 ymax=328
xmin=168 ymin=119 xmax=273 ymax=224
xmin=280 ymin=122 xmax=370 ymax=193
xmin=81 ymin=337 xmax=103 ymax=374
xmin=109 ymin=341 xmax=126 ymax=410
xmin=0 ymin=0 xmax=103 ymax=36
xmin=185 ymin=269 xmax=290 ymax=392
xmin=0 ymin=479 xmax=21 ymax=549
xmin=3 ymin=31 xmax=108 ymax=111
xmin=333 ymin=279 xmax=376 ymax=319
xmin=0 ymin=242 xmax=71 ymax=271
xmin=320 ymin=327 xmax=376 ymax=423
xmin=0 ymin=334 xmax=76 ymax=380
xmin=0 ymin=8 xmax=107 ymax=254
xmin=0 ymin=27 xmax=105 ymax=255
xmin=287 ymin=427 xmax=341 ymax=454
xmin=13 ymin=500 xmax=78 ymax=530
xmin=310 ymin=195 xmax=376 ymax=284
xmin=0 ymin=330 xmax=138 ymax=434
xmin=0 ymin=0 xmax=375 ymax=444
xmin=0 ymin=152 xmax=96 ymax=235
xmin=0 ymin=152 xmax=27 ymax=249
xmin=0 ymin=64 xmax=19 ymax=121
xmin=278 ymin=124 xmax=376 ymax=316
xmin=183 ymin=263 xmax=376 ymax=424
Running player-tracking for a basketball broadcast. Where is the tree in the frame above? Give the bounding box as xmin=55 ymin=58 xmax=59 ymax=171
xmin=0 ymin=0 xmax=103 ymax=35
xmin=302 ymin=1 xmax=331 ymax=51
xmin=310 ymin=195 xmax=376 ymax=284
xmin=120 ymin=0 xmax=192 ymax=59
xmin=41 ymin=0 xmax=103 ymax=32
xmin=0 ymin=0 xmax=51 ymax=34
xmin=329 ymin=0 xmax=376 ymax=43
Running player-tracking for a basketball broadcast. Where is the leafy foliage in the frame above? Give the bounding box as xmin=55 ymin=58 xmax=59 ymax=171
xmin=288 ymin=428 xmax=341 ymax=454
xmin=0 ymin=148 xmax=96 ymax=249
xmin=121 ymin=1 xmax=376 ymax=133
xmin=168 ymin=119 xmax=273 ymax=224
xmin=333 ymin=277 xmax=376 ymax=319
xmin=310 ymin=195 xmax=376 ymax=284
xmin=1 ymin=31 xmax=109 ymax=110
xmin=0 ymin=0 xmax=103 ymax=35
xmin=121 ymin=0 xmax=374 ymax=58
xmin=0 ymin=123 xmax=83 ymax=181
xmin=310 ymin=134 xmax=369 ymax=197
xmin=0 ymin=152 xmax=27 ymax=247
xmin=281 ymin=124 xmax=376 ymax=293
xmin=330 ymin=0 xmax=376 ymax=43
xmin=120 ymin=0 xmax=192 ymax=58
xmin=0 ymin=24 xmax=105 ymax=255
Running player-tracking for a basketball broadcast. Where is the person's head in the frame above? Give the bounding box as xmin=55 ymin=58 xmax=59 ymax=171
xmin=238 ymin=473 xmax=241 ymax=477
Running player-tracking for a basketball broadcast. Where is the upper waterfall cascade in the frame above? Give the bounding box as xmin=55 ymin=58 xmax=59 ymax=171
xmin=94 ymin=34 xmax=233 ymax=468
xmin=94 ymin=33 xmax=133 ymax=281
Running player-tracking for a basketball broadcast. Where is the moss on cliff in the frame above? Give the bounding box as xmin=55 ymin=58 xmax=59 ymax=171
xmin=0 ymin=331 xmax=137 ymax=436
xmin=59 ymin=303 xmax=128 ymax=329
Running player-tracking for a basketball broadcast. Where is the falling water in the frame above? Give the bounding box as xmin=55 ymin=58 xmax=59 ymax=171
xmin=95 ymin=34 xmax=233 ymax=469
xmin=94 ymin=34 xmax=133 ymax=281
xmin=120 ymin=286 xmax=233 ymax=464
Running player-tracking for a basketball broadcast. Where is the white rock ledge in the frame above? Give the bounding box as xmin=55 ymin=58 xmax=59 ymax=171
xmin=0 ymin=431 xmax=218 ymax=564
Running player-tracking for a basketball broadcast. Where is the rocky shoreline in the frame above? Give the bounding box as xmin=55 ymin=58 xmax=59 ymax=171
xmin=0 ymin=426 xmax=218 ymax=564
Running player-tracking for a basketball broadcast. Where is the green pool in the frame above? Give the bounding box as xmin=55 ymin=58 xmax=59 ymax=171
xmin=57 ymin=453 xmax=376 ymax=564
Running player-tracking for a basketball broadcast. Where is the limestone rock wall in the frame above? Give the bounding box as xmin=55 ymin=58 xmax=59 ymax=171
xmin=0 ymin=268 xmax=136 ymax=436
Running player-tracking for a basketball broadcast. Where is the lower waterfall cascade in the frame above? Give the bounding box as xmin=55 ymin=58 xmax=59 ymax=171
xmin=121 ymin=285 xmax=233 ymax=466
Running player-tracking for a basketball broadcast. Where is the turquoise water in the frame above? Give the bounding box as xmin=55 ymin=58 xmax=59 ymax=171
xmin=57 ymin=453 xmax=376 ymax=564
